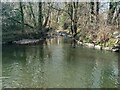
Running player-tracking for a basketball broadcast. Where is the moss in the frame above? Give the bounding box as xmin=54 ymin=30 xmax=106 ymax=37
xmin=106 ymin=38 xmax=116 ymax=47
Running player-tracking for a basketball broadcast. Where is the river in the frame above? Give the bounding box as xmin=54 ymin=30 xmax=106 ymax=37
xmin=2 ymin=37 xmax=120 ymax=88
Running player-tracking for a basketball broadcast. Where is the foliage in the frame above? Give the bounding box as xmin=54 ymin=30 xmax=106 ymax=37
xmin=1 ymin=2 xmax=120 ymax=45
xmin=2 ymin=3 xmax=22 ymax=32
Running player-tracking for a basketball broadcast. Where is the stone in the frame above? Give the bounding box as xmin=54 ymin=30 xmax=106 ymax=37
xmin=77 ymin=41 xmax=83 ymax=45
xmin=14 ymin=39 xmax=40 ymax=45
xmin=103 ymin=47 xmax=112 ymax=51
xmin=94 ymin=45 xmax=102 ymax=50
xmin=113 ymin=31 xmax=120 ymax=38
xmin=112 ymin=45 xmax=120 ymax=52
xmin=84 ymin=43 xmax=94 ymax=48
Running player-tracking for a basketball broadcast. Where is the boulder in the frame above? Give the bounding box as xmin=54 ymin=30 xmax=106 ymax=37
xmin=113 ymin=31 xmax=120 ymax=38
xmin=112 ymin=45 xmax=120 ymax=52
xmin=103 ymin=47 xmax=112 ymax=51
xmin=84 ymin=43 xmax=94 ymax=48
xmin=77 ymin=41 xmax=83 ymax=45
xmin=94 ymin=45 xmax=102 ymax=50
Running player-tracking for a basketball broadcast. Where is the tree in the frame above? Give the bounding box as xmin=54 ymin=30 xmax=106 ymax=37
xmin=90 ymin=1 xmax=95 ymax=23
xmin=95 ymin=1 xmax=99 ymax=29
xmin=38 ymin=2 xmax=42 ymax=31
xmin=68 ymin=1 xmax=79 ymax=36
xmin=112 ymin=2 xmax=120 ymax=28
xmin=107 ymin=2 xmax=117 ymax=25
xmin=29 ymin=2 xmax=37 ymax=27
xmin=19 ymin=1 xmax=24 ymax=32
xmin=43 ymin=3 xmax=51 ymax=28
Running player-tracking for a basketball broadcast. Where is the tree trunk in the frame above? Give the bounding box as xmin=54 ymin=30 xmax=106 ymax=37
xmin=118 ymin=8 xmax=120 ymax=29
xmin=90 ymin=2 xmax=95 ymax=23
xmin=38 ymin=2 xmax=42 ymax=31
xmin=29 ymin=2 xmax=37 ymax=27
xmin=73 ymin=2 xmax=78 ymax=34
xmin=69 ymin=3 xmax=74 ymax=35
xmin=19 ymin=1 xmax=24 ymax=32
xmin=43 ymin=3 xmax=51 ymax=28
xmin=112 ymin=2 xmax=120 ymax=28
xmin=69 ymin=2 xmax=78 ymax=35
xmin=69 ymin=2 xmax=78 ymax=47
xmin=107 ymin=2 xmax=117 ymax=25
xmin=56 ymin=10 xmax=60 ymax=23
xmin=96 ymin=2 xmax=99 ymax=15
xmin=95 ymin=1 xmax=99 ymax=30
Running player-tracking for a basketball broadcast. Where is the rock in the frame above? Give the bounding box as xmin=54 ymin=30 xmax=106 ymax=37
xmin=112 ymin=45 xmax=120 ymax=52
xmin=112 ymin=48 xmax=119 ymax=52
xmin=58 ymin=31 xmax=67 ymax=36
xmin=68 ymin=35 xmax=72 ymax=38
xmin=77 ymin=41 xmax=83 ymax=45
xmin=94 ymin=45 xmax=102 ymax=50
xmin=14 ymin=39 xmax=40 ymax=45
xmin=84 ymin=43 xmax=94 ymax=48
xmin=113 ymin=31 xmax=120 ymax=38
xmin=103 ymin=47 xmax=112 ymax=51
xmin=0 ymin=77 xmax=9 ymax=79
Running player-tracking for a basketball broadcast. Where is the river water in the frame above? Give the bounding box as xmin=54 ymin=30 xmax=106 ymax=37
xmin=2 ymin=37 xmax=120 ymax=88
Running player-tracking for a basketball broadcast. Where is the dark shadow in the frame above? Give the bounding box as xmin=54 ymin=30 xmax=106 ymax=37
xmin=71 ymin=34 xmax=77 ymax=48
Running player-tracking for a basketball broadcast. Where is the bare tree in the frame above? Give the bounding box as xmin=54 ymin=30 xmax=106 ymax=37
xmin=29 ymin=2 xmax=37 ymax=27
xmin=19 ymin=1 xmax=24 ymax=32
xmin=107 ymin=2 xmax=117 ymax=25
xmin=38 ymin=2 xmax=42 ymax=31
xmin=90 ymin=1 xmax=95 ymax=23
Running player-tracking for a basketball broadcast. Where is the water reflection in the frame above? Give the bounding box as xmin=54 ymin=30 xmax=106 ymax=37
xmin=2 ymin=38 xmax=119 ymax=88
xmin=118 ymin=53 xmax=120 ymax=88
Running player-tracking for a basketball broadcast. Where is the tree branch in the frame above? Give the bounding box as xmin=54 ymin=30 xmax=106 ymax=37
xmin=48 ymin=6 xmax=71 ymax=17
xmin=8 ymin=17 xmax=34 ymax=28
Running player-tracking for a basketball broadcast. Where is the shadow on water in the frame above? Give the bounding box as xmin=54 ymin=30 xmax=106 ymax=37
xmin=2 ymin=37 xmax=120 ymax=88
xmin=118 ymin=53 xmax=120 ymax=88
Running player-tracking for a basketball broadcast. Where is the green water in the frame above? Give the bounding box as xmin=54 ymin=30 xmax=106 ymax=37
xmin=2 ymin=38 xmax=120 ymax=88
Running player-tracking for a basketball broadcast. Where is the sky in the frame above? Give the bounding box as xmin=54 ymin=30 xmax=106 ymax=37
xmin=1 ymin=0 xmax=120 ymax=2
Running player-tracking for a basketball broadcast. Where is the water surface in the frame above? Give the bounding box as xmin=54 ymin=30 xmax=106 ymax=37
xmin=2 ymin=38 xmax=120 ymax=88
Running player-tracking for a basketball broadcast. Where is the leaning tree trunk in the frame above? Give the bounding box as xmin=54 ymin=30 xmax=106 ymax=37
xmin=19 ymin=1 xmax=24 ymax=33
xmin=56 ymin=10 xmax=60 ymax=23
xmin=43 ymin=3 xmax=51 ymax=28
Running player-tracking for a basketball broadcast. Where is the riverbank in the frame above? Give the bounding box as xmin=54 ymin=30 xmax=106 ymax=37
xmin=75 ymin=31 xmax=120 ymax=52
xmin=76 ymin=40 xmax=120 ymax=52
xmin=6 ymin=36 xmax=120 ymax=53
xmin=2 ymin=30 xmax=120 ymax=53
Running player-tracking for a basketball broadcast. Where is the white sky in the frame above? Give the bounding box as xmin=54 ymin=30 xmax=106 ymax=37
xmin=1 ymin=0 xmax=119 ymax=2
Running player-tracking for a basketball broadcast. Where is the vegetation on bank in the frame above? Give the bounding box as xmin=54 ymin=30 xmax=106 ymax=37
xmin=1 ymin=1 xmax=120 ymax=51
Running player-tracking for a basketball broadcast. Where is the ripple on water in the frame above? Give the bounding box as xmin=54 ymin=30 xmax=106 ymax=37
xmin=2 ymin=42 xmax=119 ymax=88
